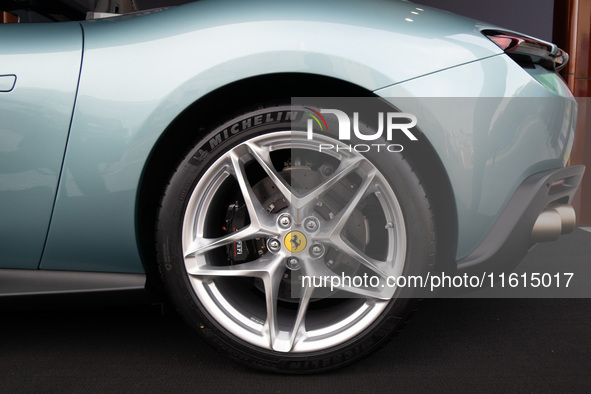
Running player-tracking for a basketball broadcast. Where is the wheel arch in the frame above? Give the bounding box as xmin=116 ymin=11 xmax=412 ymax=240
xmin=400 ymin=127 xmax=458 ymax=273
xmin=136 ymin=72 xmax=457 ymax=291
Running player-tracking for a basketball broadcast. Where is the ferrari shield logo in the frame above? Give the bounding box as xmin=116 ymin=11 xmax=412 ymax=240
xmin=285 ymin=231 xmax=307 ymax=253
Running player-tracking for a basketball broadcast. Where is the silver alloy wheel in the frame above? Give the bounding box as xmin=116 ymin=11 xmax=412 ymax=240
xmin=181 ymin=131 xmax=407 ymax=353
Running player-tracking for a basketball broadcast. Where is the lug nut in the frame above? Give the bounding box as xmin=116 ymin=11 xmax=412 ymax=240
xmin=309 ymin=244 xmax=325 ymax=258
xmin=267 ymin=239 xmax=281 ymax=253
xmin=286 ymin=257 xmax=301 ymax=270
xmin=304 ymin=217 xmax=319 ymax=232
xmin=278 ymin=214 xmax=292 ymax=229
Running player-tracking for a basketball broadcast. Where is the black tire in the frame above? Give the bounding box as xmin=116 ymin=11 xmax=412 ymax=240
xmin=155 ymin=104 xmax=436 ymax=373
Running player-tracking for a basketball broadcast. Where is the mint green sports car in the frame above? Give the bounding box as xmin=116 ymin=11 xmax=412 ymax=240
xmin=0 ymin=0 xmax=584 ymax=373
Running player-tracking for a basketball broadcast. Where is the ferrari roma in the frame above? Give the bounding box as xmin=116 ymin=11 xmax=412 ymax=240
xmin=0 ymin=0 xmax=585 ymax=373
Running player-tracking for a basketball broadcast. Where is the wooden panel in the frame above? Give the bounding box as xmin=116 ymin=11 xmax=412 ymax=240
xmin=1 ymin=12 xmax=18 ymax=23
xmin=574 ymin=78 xmax=591 ymax=97
xmin=574 ymin=1 xmax=591 ymax=80
xmin=571 ymin=97 xmax=591 ymax=224
xmin=554 ymin=0 xmax=591 ymax=224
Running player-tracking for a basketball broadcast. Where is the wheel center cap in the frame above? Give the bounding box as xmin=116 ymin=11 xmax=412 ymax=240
xmin=285 ymin=231 xmax=307 ymax=253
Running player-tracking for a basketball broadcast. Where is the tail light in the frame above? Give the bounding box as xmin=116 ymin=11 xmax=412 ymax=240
xmin=482 ymin=29 xmax=569 ymax=71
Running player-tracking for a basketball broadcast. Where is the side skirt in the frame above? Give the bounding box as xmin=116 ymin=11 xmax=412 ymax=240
xmin=0 ymin=269 xmax=145 ymax=296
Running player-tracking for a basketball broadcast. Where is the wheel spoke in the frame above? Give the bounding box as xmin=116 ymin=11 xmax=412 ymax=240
xmin=271 ymin=283 xmax=314 ymax=353
xmin=261 ymin=261 xmax=286 ymax=351
xmin=295 ymin=156 xmax=367 ymax=208
xmin=228 ymin=148 xmax=272 ymax=229
xmin=244 ymin=142 xmax=293 ymax=205
xmin=184 ymin=225 xmax=262 ymax=258
xmin=329 ymin=169 xmax=376 ymax=237
xmin=187 ymin=255 xmax=281 ymax=278
xmin=331 ymin=237 xmax=390 ymax=280
xmin=305 ymin=261 xmax=394 ymax=300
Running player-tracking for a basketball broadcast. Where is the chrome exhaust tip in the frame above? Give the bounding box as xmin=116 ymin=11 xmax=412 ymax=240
xmin=531 ymin=204 xmax=576 ymax=243
xmin=551 ymin=204 xmax=576 ymax=234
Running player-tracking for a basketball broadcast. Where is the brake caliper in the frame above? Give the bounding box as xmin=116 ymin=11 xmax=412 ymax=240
xmin=224 ymin=202 xmax=266 ymax=264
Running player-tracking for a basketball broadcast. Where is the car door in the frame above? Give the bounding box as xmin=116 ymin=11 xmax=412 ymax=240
xmin=0 ymin=22 xmax=82 ymax=269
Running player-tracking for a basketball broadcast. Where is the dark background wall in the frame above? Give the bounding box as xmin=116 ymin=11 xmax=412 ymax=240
xmin=413 ymin=0 xmax=555 ymax=41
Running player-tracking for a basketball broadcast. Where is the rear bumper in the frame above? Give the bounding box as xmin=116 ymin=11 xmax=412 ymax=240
xmin=456 ymin=165 xmax=585 ymax=274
